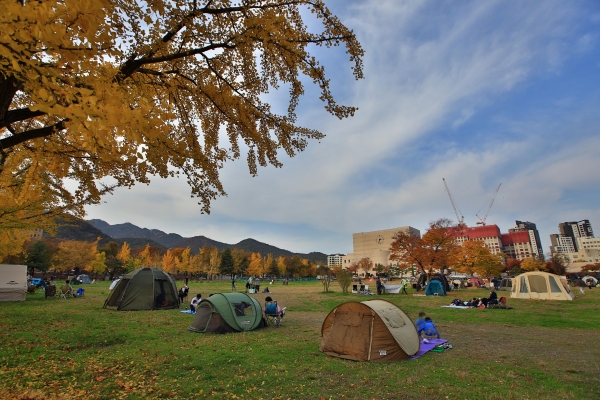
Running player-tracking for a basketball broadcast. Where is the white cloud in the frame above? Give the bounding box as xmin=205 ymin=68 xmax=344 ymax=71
xmin=86 ymin=0 xmax=600 ymax=255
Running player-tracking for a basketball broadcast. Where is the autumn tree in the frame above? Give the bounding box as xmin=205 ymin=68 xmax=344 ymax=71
xmin=336 ymin=269 xmax=353 ymax=293
xmin=357 ymin=257 xmax=373 ymax=276
xmin=161 ymin=249 xmax=176 ymax=273
xmin=316 ymin=265 xmax=333 ymax=292
xmin=545 ymin=253 xmax=568 ymax=276
xmin=389 ymin=218 xmax=458 ymax=274
xmin=246 ymin=252 xmax=264 ymax=277
xmin=53 ymin=239 xmax=98 ymax=274
xmin=520 ymin=257 xmax=546 ymax=272
xmin=452 ymin=240 xmax=499 ymax=280
xmin=276 ymin=256 xmax=287 ymax=277
xmin=581 ymin=263 xmax=600 ymax=273
xmin=99 ymin=241 xmax=126 ymax=279
xmin=231 ymin=248 xmax=248 ymax=276
xmin=0 ymin=0 xmax=364 ymax=255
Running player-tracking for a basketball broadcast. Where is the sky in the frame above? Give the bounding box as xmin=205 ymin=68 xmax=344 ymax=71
xmin=86 ymin=0 xmax=600 ymax=255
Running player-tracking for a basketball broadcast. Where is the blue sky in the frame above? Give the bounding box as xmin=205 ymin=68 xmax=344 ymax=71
xmin=86 ymin=0 xmax=600 ymax=255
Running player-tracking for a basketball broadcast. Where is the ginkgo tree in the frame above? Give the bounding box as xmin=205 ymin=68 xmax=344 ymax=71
xmin=0 ymin=0 xmax=364 ymax=253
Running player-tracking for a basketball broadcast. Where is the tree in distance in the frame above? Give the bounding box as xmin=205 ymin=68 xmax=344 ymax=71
xmin=0 ymin=0 xmax=364 ymax=256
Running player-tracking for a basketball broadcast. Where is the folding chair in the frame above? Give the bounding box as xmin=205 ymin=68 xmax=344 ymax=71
xmin=59 ymin=285 xmax=73 ymax=299
xmin=264 ymin=300 xmax=281 ymax=327
xmin=45 ymin=285 xmax=57 ymax=299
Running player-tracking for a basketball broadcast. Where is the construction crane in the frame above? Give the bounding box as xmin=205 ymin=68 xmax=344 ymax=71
xmin=476 ymin=183 xmax=502 ymax=226
xmin=442 ymin=178 xmax=465 ymax=226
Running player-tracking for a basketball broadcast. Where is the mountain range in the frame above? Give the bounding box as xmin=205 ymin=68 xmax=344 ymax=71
xmin=86 ymin=219 xmax=327 ymax=263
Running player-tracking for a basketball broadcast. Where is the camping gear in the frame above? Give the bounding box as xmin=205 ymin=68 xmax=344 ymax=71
xmin=0 ymin=264 xmax=28 ymax=302
xmin=581 ymin=276 xmax=598 ymax=286
xmin=510 ymin=271 xmax=574 ymax=301
xmin=109 ymin=278 xmax=121 ymax=291
xmin=382 ymin=284 xmax=403 ymax=294
xmin=188 ymin=293 xmax=265 ymax=334
xmin=425 ymin=280 xmax=446 ymax=296
xmin=103 ymin=267 xmax=179 ymax=310
xmin=320 ymin=299 xmax=420 ymax=362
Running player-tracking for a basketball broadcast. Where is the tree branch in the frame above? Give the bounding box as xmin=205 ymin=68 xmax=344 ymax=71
xmin=0 ymin=120 xmax=68 ymax=149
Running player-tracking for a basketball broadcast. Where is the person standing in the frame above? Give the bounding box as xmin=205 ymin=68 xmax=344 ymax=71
xmin=401 ymin=278 xmax=408 ymax=294
xmin=255 ymin=278 xmax=261 ymax=294
xmin=231 ymin=277 xmax=236 ymax=292
xmin=579 ymin=279 xmax=586 ymax=295
xmin=376 ymin=277 xmax=383 ymax=295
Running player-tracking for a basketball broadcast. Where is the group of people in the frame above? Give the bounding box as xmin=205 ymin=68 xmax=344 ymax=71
xmin=449 ymin=290 xmax=500 ymax=308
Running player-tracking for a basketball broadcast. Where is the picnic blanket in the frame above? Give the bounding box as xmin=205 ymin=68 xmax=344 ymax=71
xmin=409 ymin=339 xmax=448 ymax=360
xmin=441 ymin=305 xmax=470 ymax=309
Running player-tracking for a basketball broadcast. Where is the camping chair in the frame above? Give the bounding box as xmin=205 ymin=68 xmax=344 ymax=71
xmin=264 ymin=300 xmax=281 ymax=327
xmin=60 ymin=285 xmax=73 ymax=299
xmin=352 ymin=284 xmax=358 ymax=294
xmin=45 ymin=285 xmax=57 ymax=299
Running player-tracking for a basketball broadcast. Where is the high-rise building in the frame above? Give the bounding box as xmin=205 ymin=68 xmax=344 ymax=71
xmin=509 ymin=221 xmax=543 ymax=257
xmin=557 ymin=220 xmax=594 ymax=252
xmin=456 ymin=224 xmax=539 ymax=261
xmin=549 ymin=220 xmax=599 ymax=264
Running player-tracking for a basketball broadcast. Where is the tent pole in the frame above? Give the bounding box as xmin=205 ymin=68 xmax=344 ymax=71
xmin=367 ymin=311 xmax=375 ymax=361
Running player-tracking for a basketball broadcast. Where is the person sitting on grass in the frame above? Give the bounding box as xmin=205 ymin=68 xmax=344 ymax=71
xmin=417 ymin=316 xmax=440 ymax=343
xmin=488 ymin=290 xmax=498 ymax=307
xmin=415 ymin=311 xmax=427 ymax=330
xmin=190 ymin=294 xmax=202 ymax=311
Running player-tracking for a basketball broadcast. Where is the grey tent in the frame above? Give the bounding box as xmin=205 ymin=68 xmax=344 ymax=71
xmin=320 ymin=300 xmax=420 ymax=362
xmin=188 ymin=293 xmax=265 ymax=334
xmin=103 ymin=267 xmax=179 ymax=310
xmin=498 ymin=277 xmax=513 ymax=291
xmin=0 ymin=264 xmax=27 ymax=302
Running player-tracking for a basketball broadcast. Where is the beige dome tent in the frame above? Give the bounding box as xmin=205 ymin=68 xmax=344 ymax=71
xmin=320 ymin=299 xmax=420 ymax=362
xmin=510 ymin=271 xmax=574 ymax=301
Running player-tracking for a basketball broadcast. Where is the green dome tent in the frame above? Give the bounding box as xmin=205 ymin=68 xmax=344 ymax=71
xmin=103 ymin=267 xmax=179 ymax=311
xmin=188 ymin=293 xmax=265 ymax=334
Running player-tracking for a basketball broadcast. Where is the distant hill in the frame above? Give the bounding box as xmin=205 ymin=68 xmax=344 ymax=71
xmin=88 ymin=219 xmax=184 ymax=247
xmin=45 ymin=219 xmax=111 ymax=243
xmin=88 ymin=219 xmax=327 ymax=263
xmin=172 ymin=236 xmax=230 ymax=252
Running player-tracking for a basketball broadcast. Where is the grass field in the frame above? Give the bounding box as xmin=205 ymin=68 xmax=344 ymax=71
xmin=1 ymin=280 xmax=599 ymax=400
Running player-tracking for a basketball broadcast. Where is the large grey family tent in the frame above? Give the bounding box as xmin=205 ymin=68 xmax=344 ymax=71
xmin=0 ymin=264 xmax=27 ymax=302
xmin=188 ymin=293 xmax=265 ymax=334
xmin=320 ymin=300 xmax=420 ymax=362
xmin=103 ymin=267 xmax=179 ymax=310
xmin=510 ymin=271 xmax=574 ymax=301
xmin=425 ymin=279 xmax=446 ymax=296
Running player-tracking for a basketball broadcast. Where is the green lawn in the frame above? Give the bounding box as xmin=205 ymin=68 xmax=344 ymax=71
xmin=1 ymin=280 xmax=599 ymax=399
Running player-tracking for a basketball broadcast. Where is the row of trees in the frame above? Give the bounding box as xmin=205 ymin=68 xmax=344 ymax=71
xmin=15 ymin=238 xmax=320 ymax=280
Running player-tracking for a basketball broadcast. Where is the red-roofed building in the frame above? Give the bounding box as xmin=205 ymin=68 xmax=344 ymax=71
xmin=455 ymin=224 xmax=536 ymax=260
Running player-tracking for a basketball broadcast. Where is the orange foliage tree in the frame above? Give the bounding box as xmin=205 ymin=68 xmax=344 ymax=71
xmin=390 ymin=218 xmax=458 ymax=274
xmin=0 ymin=0 xmax=364 ymax=255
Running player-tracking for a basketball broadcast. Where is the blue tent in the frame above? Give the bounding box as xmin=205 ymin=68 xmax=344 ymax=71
xmin=425 ymin=280 xmax=446 ymax=296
